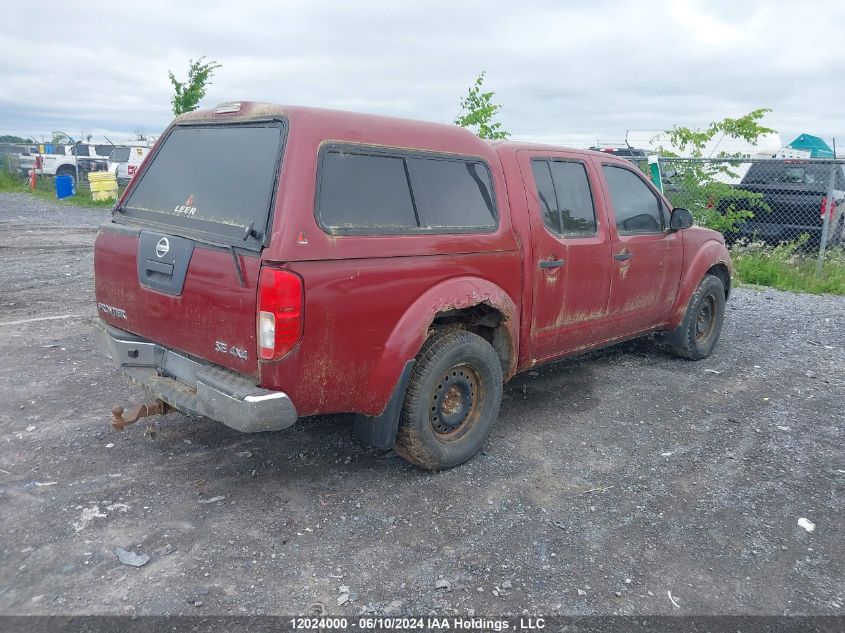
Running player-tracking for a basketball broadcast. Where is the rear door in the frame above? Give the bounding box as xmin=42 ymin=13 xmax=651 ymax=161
xmin=518 ymin=150 xmax=613 ymax=361
xmin=94 ymin=122 xmax=286 ymax=376
xmin=596 ymin=160 xmax=682 ymax=334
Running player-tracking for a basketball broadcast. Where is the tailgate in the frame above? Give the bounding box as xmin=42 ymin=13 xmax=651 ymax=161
xmin=94 ymin=224 xmax=261 ymax=375
xmin=93 ymin=121 xmax=287 ymax=377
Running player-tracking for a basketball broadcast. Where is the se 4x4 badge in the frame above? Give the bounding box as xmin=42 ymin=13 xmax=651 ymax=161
xmin=215 ymin=340 xmax=248 ymax=361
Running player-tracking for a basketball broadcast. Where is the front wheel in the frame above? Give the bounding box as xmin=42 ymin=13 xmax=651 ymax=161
xmin=667 ymin=274 xmax=726 ymax=360
xmin=395 ymin=329 xmax=503 ymax=470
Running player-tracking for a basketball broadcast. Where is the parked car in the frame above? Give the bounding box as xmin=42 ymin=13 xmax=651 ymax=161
xmin=19 ymin=143 xmax=112 ymax=187
xmin=94 ymin=102 xmax=732 ymax=470
xmin=109 ymin=144 xmax=152 ymax=185
xmin=588 ymin=146 xmax=649 ymax=163
xmin=720 ymin=160 xmax=845 ymax=246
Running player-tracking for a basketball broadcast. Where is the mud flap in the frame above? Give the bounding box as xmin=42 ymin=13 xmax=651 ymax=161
xmin=656 ymin=316 xmax=689 ymax=347
xmin=353 ymin=360 xmax=415 ymax=450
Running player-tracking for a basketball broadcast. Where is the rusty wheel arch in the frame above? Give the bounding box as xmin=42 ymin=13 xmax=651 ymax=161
xmin=706 ymin=263 xmax=731 ymax=300
xmin=429 ymin=303 xmax=513 ymax=378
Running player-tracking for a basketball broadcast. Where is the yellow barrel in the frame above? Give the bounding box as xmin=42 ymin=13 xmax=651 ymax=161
xmin=88 ymin=171 xmax=118 ymax=201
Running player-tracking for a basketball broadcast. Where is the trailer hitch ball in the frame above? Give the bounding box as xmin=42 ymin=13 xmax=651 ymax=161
xmin=111 ymin=399 xmax=171 ymax=431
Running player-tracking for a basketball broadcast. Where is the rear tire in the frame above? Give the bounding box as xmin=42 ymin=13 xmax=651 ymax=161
xmin=668 ymin=274 xmax=726 ymax=360
xmin=395 ymin=329 xmax=503 ymax=470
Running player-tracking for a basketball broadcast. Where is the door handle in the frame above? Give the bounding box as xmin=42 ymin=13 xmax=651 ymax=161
xmin=539 ymin=259 xmax=566 ymax=269
xmin=613 ymin=252 xmax=633 ymax=261
xmin=145 ymin=259 xmax=174 ymax=275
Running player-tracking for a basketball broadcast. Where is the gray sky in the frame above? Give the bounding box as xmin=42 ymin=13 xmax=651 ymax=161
xmin=2 ymin=1 xmax=843 ymax=148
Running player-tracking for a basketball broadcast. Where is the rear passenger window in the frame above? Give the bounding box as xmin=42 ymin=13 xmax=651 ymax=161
xmin=602 ymin=165 xmax=664 ymax=234
xmin=318 ymin=152 xmax=418 ymax=232
xmin=410 ymin=158 xmax=495 ymax=229
xmin=317 ymin=147 xmax=497 ymax=234
xmin=530 ymin=159 xmax=596 ymax=237
xmin=531 ymin=161 xmax=561 ymax=233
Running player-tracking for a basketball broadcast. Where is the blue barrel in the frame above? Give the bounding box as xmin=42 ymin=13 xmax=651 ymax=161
xmin=55 ymin=175 xmax=74 ymax=199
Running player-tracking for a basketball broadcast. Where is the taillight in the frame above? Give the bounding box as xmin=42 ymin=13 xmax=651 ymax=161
xmin=257 ymin=268 xmax=303 ymax=360
xmin=820 ymin=196 xmax=834 ymax=220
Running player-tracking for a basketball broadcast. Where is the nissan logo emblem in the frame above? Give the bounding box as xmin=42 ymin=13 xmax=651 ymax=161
xmin=155 ymin=237 xmax=170 ymax=258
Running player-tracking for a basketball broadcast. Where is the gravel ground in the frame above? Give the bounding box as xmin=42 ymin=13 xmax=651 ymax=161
xmin=0 ymin=191 xmax=843 ymax=617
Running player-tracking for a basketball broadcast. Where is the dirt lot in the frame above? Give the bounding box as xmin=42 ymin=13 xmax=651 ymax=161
xmin=0 ymin=191 xmax=843 ymax=617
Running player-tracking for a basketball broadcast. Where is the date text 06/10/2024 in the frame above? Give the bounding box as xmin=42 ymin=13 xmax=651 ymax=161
xmin=289 ymin=616 xmax=546 ymax=631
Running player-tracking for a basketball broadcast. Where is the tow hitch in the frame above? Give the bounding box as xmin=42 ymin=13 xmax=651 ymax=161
xmin=111 ymin=399 xmax=173 ymax=431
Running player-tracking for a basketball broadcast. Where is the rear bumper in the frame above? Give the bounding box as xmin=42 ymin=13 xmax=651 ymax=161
xmin=94 ymin=320 xmax=297 ymax=433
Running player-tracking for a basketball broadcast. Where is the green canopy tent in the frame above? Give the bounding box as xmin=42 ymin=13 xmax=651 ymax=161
xmin=787 ymin=133 xmax=834 ymax=158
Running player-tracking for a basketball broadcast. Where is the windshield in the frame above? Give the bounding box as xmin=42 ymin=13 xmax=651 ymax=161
xmin=121 ymin=123 xmax=285 ymax=247
xmin=110 ymin=147 xmax=131 ymax=162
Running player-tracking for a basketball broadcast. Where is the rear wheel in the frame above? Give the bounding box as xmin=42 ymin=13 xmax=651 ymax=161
xmin=667 ymin=274 xmax=726 ymax=360
xmin=395 ymin=329 xmax=503 ymax=470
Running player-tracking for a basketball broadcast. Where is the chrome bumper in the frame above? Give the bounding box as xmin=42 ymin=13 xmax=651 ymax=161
xmin=94 ymin=320 xmax=297 ymax=433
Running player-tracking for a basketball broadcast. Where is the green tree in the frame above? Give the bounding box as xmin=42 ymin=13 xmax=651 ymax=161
xmin=659 ymin=108 xmax=775 ymax=233
xmin=51 ymin=131 xmax=72 ymax=145
xmin=0 ymin=135 xmax=35 ymax=144
xmin=454 ymin=72 xmax=510 ymax=140
xmin=168 ymin=56 xmax=222 ymax=117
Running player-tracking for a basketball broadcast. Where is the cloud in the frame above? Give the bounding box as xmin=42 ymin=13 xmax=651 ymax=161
xmin=1 ymin=0 xmax=843 ymax=148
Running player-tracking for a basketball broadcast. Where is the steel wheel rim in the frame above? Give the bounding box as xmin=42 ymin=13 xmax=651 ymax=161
xmin=429 ymin=363 xmax=482 ymax=442
xmin=695 ymin=294 xmax=717 ymax=343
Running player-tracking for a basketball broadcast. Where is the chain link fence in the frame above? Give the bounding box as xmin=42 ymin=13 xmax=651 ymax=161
xmin=620 ymin=156 xmax=845 ymax=275
xmin=0 ymin=142 xmax=99 ymax=191
xmin=1 ymin=143 xmax=27 ymax=176
xmin=659 ymin=157 xmax=844 ymax=246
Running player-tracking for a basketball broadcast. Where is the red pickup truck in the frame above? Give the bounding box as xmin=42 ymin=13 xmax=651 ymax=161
xmin=94 ymin=102 xmax=731 ymax=470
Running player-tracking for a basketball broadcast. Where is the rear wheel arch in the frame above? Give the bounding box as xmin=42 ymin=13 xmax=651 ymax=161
xmin=429 ymin=303 xmax=513 ymax=378
xmin=367 ymin=277 xmax=518 ymax=401
xmin=353 ymin=277 xmax=517 ymax=450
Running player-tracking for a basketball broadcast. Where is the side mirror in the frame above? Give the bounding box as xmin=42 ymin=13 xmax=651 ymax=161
xmin=669 ymin=207 xmax=694 ymax=230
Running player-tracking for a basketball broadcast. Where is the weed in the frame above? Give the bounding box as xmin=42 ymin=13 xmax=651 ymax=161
xmin=730 ymin=239 xmax=845 ymax=295
xmin=0 ymin=169 xmax=26 ymax=192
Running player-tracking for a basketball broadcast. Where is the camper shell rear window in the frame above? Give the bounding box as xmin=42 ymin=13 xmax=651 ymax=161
xmin=119 ymin=122 xmax=286 ymax=249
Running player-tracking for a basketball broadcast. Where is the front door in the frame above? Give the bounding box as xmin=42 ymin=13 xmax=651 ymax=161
xmin=594 ymin=160 xmax=683 ymax=335
xmin=519 ymin=150 xmax=613 ymax=362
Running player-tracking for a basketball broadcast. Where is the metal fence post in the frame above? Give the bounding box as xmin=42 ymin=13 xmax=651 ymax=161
xmin=815 ymin=163 xmax=836 ymax=277
xmin=73 ymin=141 xmax=80 ymax=194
